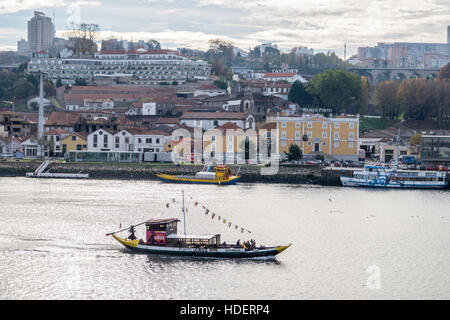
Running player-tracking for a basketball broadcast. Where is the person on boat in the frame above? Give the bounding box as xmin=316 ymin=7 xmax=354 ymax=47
xmin=251 ymin=239 xmax=256 ymax=249
xmin=236 ymin=239 xmax=241 ymax=247
xmin=128 ymin=226 xmax=137 ymax=240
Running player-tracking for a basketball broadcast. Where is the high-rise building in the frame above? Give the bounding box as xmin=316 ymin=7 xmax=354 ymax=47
xmin=17 ymin=38 xmax=30 ymax=57
xmin=27 ymin=11 xmax=54 ymax=54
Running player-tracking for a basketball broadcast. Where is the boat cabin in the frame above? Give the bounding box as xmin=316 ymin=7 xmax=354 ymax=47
xmin=167 ymin=234 xmax=221 ymax=247
xmin=215 ymin=165 xmax=233 ymax=180
xmin=145 ymin=218 xmax=179 ymax=245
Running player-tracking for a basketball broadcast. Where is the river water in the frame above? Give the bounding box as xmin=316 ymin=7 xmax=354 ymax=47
xmin=0 ymin=177 xmax=449 ymax=300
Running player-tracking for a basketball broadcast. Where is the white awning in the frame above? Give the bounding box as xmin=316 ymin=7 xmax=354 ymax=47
xmin=166 ymin=234 xmax=218 ymax=240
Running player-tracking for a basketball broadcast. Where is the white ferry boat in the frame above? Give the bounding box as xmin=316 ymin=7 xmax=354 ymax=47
xmin=340 ymin=165 xmax=448 ymax=189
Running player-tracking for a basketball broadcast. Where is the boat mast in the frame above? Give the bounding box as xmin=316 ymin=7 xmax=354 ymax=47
xmin=182 ymin=189 xmax=187 ymax=236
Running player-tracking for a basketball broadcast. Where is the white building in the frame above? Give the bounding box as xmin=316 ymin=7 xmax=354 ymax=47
xmin=142 ymin=102 xmax=157 ymax=116
xmin=28 ymin=49 xmax=211 ymax=85
xmin=83 ymin=98 xmax=114 ymax=110
xmin=262 ymin=72 xmax=307 ymax=83
xmin=180 ymin=112 xmax=256 ymax=131
xmin=87 ymin=128 xmax=116 ymax=152
xmin=194 ymin=84 xmax=227 ymax=97
xmin=21 ymin=138 xmax=38 ymax=158
xmin=133 ymin=129 xmax=171 ymax=153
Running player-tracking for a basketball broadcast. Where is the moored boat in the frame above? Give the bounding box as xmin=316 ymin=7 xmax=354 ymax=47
xmin=156 ymin=164 xmax=240 ymax=185
xmin=340 ymin=165 xmax=448 ymax=189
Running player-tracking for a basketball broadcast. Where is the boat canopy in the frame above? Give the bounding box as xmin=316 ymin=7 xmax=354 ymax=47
xmin=145 ymin=218 xmax=180 ymax=225
xmin=167 ymin=234 xmax=218 ymax=240
xmin=167 ymin=233 xmax=221 ymax=245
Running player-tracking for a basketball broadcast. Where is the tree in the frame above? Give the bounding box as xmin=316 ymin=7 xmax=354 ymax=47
xmin=306 ymin=70 xmax=366 ymax=114
xmin=374 ymin=81 xmax=401 ymax=119
xmin=56 ymin=78 xmax=63 ymax=88
xmin=288 ymin=80 xmax=314 ymax=106
xmin=74 ymin=78 xmax=87 ymax=86
xmin=284 ymin=143 xmax=303 ymax=161
xmin=14 ymin=80 xmax=35 ymax=99
xmin=437 ymin=62 xmax=450 ymax=81
xmin=66 ymin=22 xmax=99 ymax=56
xmin=213 ymin=79 xmax=227 ymax=90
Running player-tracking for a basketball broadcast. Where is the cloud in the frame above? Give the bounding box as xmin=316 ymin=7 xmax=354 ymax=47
xmin=1 ymin=0 xmax=449 ymax=57
xmin=0 ymin=0 xmax=101 ymax=14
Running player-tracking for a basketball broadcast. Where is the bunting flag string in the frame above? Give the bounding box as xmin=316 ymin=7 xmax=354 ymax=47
xmin=182 ymin=194 xmax=253 ymax=234
xmin=164 ymin=194 xmax=253 ymax=234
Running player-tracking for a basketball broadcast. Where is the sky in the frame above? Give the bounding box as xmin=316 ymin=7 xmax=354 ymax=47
xmin=0 ymin=0 xmax=449 ymax=57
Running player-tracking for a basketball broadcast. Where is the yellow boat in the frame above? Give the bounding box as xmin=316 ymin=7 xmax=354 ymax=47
xmin=157 ymin=165 xmax=240 ymax=185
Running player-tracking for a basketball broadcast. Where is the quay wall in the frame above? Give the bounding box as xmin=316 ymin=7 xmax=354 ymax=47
xmin=0 ymin=161 xmax=341 ymax=185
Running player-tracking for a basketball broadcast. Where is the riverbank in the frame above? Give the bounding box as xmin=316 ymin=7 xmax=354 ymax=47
xmin=0 ymin=160 xmax=342 ymax=185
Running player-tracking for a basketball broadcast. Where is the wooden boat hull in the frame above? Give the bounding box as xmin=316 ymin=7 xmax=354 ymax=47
xmin=112 ymin=235 xmax=290 ymax=259
xmin=156 ymin=174 xmax=240 ymax=185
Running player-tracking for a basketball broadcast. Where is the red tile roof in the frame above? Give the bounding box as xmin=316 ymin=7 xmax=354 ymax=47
xmin=45 ymin=112 xmax=80 ymax=127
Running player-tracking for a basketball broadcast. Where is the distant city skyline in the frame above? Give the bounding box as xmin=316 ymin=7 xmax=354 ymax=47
xmin=0 ymin=0 xmax=449 ymax=58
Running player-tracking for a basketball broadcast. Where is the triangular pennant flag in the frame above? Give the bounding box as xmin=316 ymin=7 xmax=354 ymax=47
xmin=202 ymin=205 xmax=206 ymax=209
xmin=235 ymin=225 xmax=238 ymax=229
xmin=218 ymin=216 xmax=221 ymax=221
xmin=172 ymin=198 xmax=176 ymax=203
xmin=194 ymin=201 xmax=198 ymax=206
xmin=211 ymin=213 xmax=216 ymax=219
xmin=228 ymin=222 xmax=232 ymax=228
xmin=205 ymin=209 xmax=210 ymax=215
xmin=166 ymin=203 xmax=169 ymax=208
xmin=247 ymin=230 xmax=251 ymax=234
xmin=241 ymin=228 xmax=244 ymax=233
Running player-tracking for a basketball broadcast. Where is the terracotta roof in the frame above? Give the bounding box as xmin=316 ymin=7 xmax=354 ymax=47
xmin=196 ymin=84 xmax=222 ymax=90
xmin=45 ymin=112 xmax=80 ymax=127
xmin=260 ymin=122 xmax=277 ymax=130
xmin=180 ymin=112 xmax=249 ymax=120
xmin=44 ymin=129 xmax=71 ymax=136
xmin=217 ymin=122 xmax=243 ymax=130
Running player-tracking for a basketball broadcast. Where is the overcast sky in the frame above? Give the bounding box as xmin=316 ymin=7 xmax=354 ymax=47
xmin=0 ymin=0 xmax=449 ymax=57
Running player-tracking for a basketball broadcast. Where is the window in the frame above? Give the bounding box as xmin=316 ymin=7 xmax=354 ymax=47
xmin=138 ymin=138 xmax=142 ymax=143
xmin=125 ymin=137 xmax=129 ymax=144
xmin=349 ymin=132 xmax=355 ymax=141
xmin=211 ymin=135 xmax=216 ymax=142
xmin=334 ymin=122 xmax=340 ymax=129
xmin=104 ymin=135 xmax=108 ymax=148
xmin=156 ymin=138 xmax=160 ymax=144
xmin=76 ymin=144 xmax=82 ymax=151
xmin=307 ymin=131 xmax=312 ymax=138
xmin=281 ymin=130 xmax=286 ymax=138
xmin=349 ymin=122 xmax=354 ymax=129
xmin=322 ymin=132 xmax=327 ymax=139
xmin=334 ymin=141 xmax=340 ymax=148
xmin=295 ymin=131 xmax=300 ymax=138
xmin=93 ymin=134 xmax=97 ymax=148
xmin=307 ymin=122 xmax=312 ymax=128
xmin=282 ymin=122 xmax=287 ymax=128
xmin=228 ymin=135 xmax=233 ymax=142
xmin=322 ymin=142 xmax=326 ymax=146
xmin=295 ymin=121 xmax=300 ymax=128
xmin=72 ymin=135 xmax=76 ymax=141
xmin=334 ymin=132 xmax=340 ymax=140
xmin=281 ymin=141 xmax=286 ymax=147
xmin=322 ymin=122 xmax=327 ymax=129
xmin=146 ymin=138 xmax=152 ymax=144
xmin=349 ymin=141 xmax=354 ymax=148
